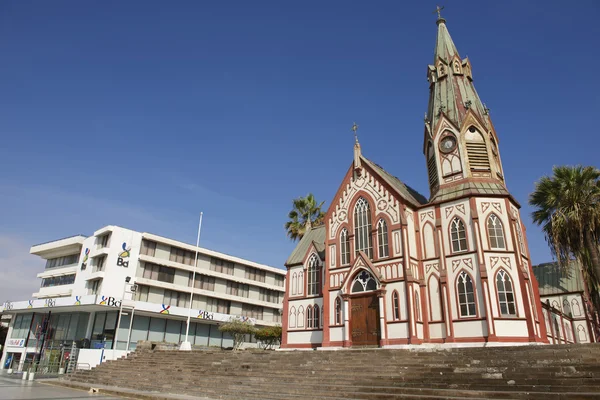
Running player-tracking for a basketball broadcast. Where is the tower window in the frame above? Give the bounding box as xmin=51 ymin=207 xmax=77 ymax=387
xmin=427 ymin=142 xmax=438 ymax=188
xmin=496 ymin=269 xmax=516 ymax=316
xmin=457 ymin=271 xmax=476 ymax=317
xmin=450 ymin=218 xmax=468 ymax=253
xmin=465 ymin=127 xmax=491 ymax=171
xmin=487 ymin=214 xmax=506 ymax=249
xmin=307 ymin=254 xmax=321 ymax=296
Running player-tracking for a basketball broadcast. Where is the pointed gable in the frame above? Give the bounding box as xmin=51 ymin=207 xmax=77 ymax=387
xmin=285 ymin=225 xmax=325 ymax=267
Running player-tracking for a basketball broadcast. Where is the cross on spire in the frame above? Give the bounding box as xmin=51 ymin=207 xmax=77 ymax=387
xmin=352 ymin=122 xmax=359 ymax=143
xmin=433 ymin=5 xmax=444 ymax=20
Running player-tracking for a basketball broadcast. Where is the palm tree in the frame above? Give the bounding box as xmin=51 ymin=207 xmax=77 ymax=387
xmin=529 ymin=165 xmax=600 ymax=333
xmin=285 ymin=193 xmax=325 ymax=241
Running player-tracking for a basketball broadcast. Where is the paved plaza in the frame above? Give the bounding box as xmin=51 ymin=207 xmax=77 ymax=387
xmin=0 ymin=373 xmax=121 ymax=400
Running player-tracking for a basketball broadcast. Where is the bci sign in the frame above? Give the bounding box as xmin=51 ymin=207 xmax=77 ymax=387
xmin=98 ymin=296 xmax=121 ymax=308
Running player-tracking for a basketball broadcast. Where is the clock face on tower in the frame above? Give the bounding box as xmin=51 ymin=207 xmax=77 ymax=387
xmin=440 ymin=135 xmax=457 ymax=153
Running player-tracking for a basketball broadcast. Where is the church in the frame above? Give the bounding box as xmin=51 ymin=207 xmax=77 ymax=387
xmin=281 ymin=15 xmax=549 ymax=348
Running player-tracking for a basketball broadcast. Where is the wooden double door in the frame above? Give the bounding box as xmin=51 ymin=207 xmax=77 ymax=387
xmin=350 ymin=294 xmax=380 ymax=346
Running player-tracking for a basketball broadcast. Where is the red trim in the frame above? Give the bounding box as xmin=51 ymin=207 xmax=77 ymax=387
xmin=387 ymin=319 xmax=409 ymax=324
xmin=386 ymin=338 xmax=409 ymax=345
xmin=280 ymin=343 xmax=320 ymax=349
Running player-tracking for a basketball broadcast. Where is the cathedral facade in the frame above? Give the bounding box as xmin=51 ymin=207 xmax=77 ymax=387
xmin=281 ymin=17 xmax=548 ymax=348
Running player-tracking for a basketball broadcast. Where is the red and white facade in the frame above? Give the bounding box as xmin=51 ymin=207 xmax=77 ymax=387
xmin=281 ymin=17 xmax=548 ymax=349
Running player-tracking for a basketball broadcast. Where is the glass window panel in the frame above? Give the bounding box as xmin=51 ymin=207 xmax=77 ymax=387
xmin=129 ymin=316 xmax=150 ymax=346
xmin=148 ymin=318 xmax=166 ymax=342
xmin=164 ymin=320 xmax=181 ymax=344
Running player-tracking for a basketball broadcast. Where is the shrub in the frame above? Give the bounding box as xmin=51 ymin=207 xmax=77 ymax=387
xmin=218 ymin=320 xmax=256 ymax=350
xmin=254 ymin=325 xmax=282 ymax=350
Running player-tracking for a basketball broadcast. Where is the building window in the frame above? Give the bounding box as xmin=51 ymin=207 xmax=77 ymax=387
xmin=306 ymin=306 xmax=313 ymax=328
xmin=496 ymin=269 xmax=516 ymax=316
xmin=465 ymin=126 xmax=490 ymax=171
xmin=354 ymin=197 xmax=373 ymax=258
xmin=450 ymin=218 xmax=467 ymax=253
xmin=45 ymin=254 xmax=79 ymax=270
xmin=457 ymin=271 xmax=476 ymax=317
xmin=305 ymin=305 xmax=320 ymax=328
xmin=334 ymin=297 xmax=342 ymax=325
xmin=307 ymin=254 xmax=321 ymax=296
xmin=351 ymin=270 xmax=377 ymax=293
xmin=93 ymin=255 xmax=106 ymax=272
xmin=140 ymin=240 xmax=157 ymax=257
xmin=392 ymin=291 xmax=400 ymax=320
xmin=207 ymin=298 xmax=230 ymax=314
xmin=340 ymin=228 xmax=350 ymax=265
xmin=143 ymin=263 xmax=175 ymax=284
xmin=289 ymin=306 xmax=296 ymax=328
xmin=169 ymin=246 xmax=195 ymax=266
xmin=377 ymin=219 xmax=389 ymax=258
xmin=553 ymin=316 xmax=561 ymax=339
xmin=577 ymin=325 xmax=587 ymax=342
xmin=97 ymin=234 xmax=111 ymax=249
xmin=189 ymin=274 xmax=215 ymax=291
xmin=163 ymin=290 xmax=188 ymax=308
xmin=89 ymin=279 xmax=101 ymax=295
xmin=291 ymin=273 xmax=297 ymax=295
xmin=427 ymin=142 xmax=438 ymax=188
xmin=210 ymin=257 xmax=234 ymax=275
xmin=259 ymin=288 xmax=280 ymax=303
xmin=41 ymin=274 xmax=76 ymax=287
xmin=241 ymin=304 xmax=263 ymax=320
xmin=274 ymin=275 xmax=285 ymax=287
xmin=245 ymin=267 xmax=266 ymax=283
xmin=226 ymin=281 xmax=249 ymax=298
xmin=487 ymin=214 xmax=506 ymax=249
xmin=135 ymin=285 xmax=150 ymax=302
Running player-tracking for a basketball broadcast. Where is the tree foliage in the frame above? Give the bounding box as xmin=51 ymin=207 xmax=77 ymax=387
xmin=285 ymin=193 xmax=325 ymax=241
xmin=529 ymin=165 xmax=600 ymax=332
xmin=254 ymin=325 xmax=282 ymax=350
xmin=218 ymin=320 xmax=256 ymax=350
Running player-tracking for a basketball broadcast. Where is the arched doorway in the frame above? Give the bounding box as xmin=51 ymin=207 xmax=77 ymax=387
xmin=349 ymin=270 xmax=380 ymax=346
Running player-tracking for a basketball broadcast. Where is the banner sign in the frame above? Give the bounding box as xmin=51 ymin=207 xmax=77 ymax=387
xmin=6 ymin=339 xmax=25 ymax=348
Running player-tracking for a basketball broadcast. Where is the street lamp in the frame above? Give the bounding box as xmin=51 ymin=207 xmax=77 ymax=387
xmin=113 ymin=276 xmax=133 ymax=358
xmin=180 ymin=212 xmax=203 ymax=351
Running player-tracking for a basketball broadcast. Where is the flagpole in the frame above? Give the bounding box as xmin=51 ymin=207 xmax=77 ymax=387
xmin=180 ymin=212 xmax=203 ymax=351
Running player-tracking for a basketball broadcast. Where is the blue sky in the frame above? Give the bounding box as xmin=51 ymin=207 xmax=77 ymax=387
xmin=1 ymin=1 xmax=598 ymax=300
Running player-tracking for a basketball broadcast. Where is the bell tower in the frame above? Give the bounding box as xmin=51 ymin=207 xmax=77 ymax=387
xmin=424 ymin=14 xmax=506 ymax=201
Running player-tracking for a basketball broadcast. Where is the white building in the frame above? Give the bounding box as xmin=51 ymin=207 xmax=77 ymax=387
xmin=1 ymin=225 xmax=285 ymax=370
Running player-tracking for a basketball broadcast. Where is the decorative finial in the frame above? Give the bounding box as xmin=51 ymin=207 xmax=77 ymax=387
xmin=433 ymin=5 xmax=444 ymax=20
xmin=352 ymin=122 xmax=359 ymax=143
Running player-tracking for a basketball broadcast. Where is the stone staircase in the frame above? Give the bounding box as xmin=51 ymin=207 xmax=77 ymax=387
xmin=65 ymin=344 xmax=600 ymax=399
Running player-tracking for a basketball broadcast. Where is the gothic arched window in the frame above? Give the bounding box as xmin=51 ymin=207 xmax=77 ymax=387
xmin=297 ymin=271 xmax=304 ymax=295
xmin=313 ymin=305 xmax=320 ymax=329
xmin=351 ymin=270 xmax=377 ymax=293
xmin=340 ymin=228 xmax=350 ymax=265
xmin=577 ymin=325 xmax=587 ymax=342
xmin=297 ymin=306 xmax=304 ymax=328
xmin=307 ymin=254 xmax=320 ymax=296
xmin=450 ymin=217 xmax=467 ymax=253
xmin=354 ymin=197 xmax=373 ymax=258
xmin=572 ymin=299 xmax=582 ymax=317
xmin=563 ymin=299 xmax=572 ymax=317
xmin=465 ymin=126 xmax=490 ymax=171
xmin=291 ymin=273 xmax=297 ymax=295
xmin=377 ymin=219 xmax=389 ymax=258
xmin=496 ymin=269 xmax=516 ymax=316
xmin=306 ymin=306 xmax=313 ymax=328
xmin=427 ymin=141 xmax=438 ymax=188
xmin=515 ymin=222 xmax=526 ymax=254
xmin=457 ymin=271 xmax=476 ymax=317
xmin=334 ymin=297 xmax=342 ymax=325
xmin=289 ymin=306 xmax=296 ymax=328
xmin=392 ymin=291 xmax=400 ymax=320
xmin=487 ymin=214 xmax=506 ymax=249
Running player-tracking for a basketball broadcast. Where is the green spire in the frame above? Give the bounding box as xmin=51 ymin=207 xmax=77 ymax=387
xmin=426 ymin=17 xmax=488 ymax=133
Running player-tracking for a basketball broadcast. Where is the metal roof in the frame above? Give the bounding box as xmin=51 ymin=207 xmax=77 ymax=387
xmin=430 ymin=181 xmax=510 ymax=203
xmin=361 ymin=156 xmax=428 ymax=207
xmin=532 ymin=261 xmax=585 ymax=296
xmin=285 ymin=225 xmax=325 ymax=267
